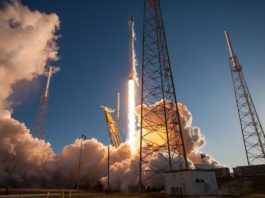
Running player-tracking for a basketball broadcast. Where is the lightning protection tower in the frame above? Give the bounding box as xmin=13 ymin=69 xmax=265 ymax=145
xmin=32 ymin=67 xmax=53 ymax=139
xmin=224 ymin=30 xmax=265 ymax=165
xmin=139 ymin=0 xmax=188 ymax=187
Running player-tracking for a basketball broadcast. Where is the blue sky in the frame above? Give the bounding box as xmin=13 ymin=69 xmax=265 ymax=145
xmin=13 ymin=0 xmax=265 ymax=168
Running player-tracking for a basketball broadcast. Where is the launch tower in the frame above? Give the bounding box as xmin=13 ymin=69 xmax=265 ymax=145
xmin=139 ymin=0 xmax=188 ymax=187
xmin=32 ymin=67 xmax=53 ymax=139
xmin=224 ymin=30 xmax=265 ymax=165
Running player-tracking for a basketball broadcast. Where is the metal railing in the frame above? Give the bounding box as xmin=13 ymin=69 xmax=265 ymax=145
xmin=0 ymin=193 xmax=61 ymax=198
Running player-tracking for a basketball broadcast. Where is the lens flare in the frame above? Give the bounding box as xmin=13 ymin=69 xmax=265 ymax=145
xmin=128 ymin=79 xmax=136 ymax=154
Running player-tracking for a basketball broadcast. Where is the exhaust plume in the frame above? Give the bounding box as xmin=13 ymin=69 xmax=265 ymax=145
xmin=0 ymin=0 xmax=59 ymax=187
xmin=0 ymin=0 xmax=59 ymax=114
xmin=127 ymin=15 xmax=138 ymax=153
xmin=100 ymin=100 xmax=223 ymax=191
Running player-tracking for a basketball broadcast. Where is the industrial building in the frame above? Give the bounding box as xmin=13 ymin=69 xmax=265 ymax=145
xmin=233 ymin=164 xmax=265 ymax=177
xmin=195 ymin=164 xmax=231 ymax=178
xmin=164 ymin=170 xmax=218 ymax=196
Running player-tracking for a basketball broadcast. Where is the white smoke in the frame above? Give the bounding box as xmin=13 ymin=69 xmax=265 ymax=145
xmin=0 ymin=117 xmax=55 ymax=187
xmin=0 ymin=0 xmax=59 ymax=114
xmin=0 ymin=0 xmax=59 ymax=187
xmin=100 ymin=100 xmax=223 ymax=192
xmin=57 ymin=140 xmax=132 ymax=189
xmin=0 ymin=0 xmax=223 ymax=192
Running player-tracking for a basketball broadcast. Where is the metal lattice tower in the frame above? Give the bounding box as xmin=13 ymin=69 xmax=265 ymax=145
xmin=224 ymin=30 xmax=265 ymax=165
xmin=32 ymin=67 xmax=53 ymax=139
xmin=139 ymin=0 xmax=188 ymax=187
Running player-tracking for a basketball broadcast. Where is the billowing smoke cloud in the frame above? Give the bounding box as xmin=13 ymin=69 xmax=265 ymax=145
xmin=0 ymin=0 xmax=59 ymax=187
xmin=56 ymin=140 xmax=132 ymax=188
xmin=134 ymin=100 xmax=221 ymax=167
xmin=0 ymin=118 xmax=55 ymax=187
xmin=0 ymin=0 xmax=59 ymax=115
xmin=0 ymin=0 xmax=223 ymax=192
xmin=100 ymin=101 xmax=223 ymax=192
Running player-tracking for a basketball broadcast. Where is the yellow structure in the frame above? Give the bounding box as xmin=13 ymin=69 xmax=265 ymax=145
xmin=101 ymin=106 xmax=122 ymax=148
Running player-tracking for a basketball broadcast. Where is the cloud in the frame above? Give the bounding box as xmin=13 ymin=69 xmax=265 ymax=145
xmin=0 ymin=0 xmax=59 ymax=187
xmin=0 ymin=0 xmax=59 ymax=114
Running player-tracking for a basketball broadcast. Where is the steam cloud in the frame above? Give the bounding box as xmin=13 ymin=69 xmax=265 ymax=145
xmin=0 ymin=0 xmax=223 ymax=192
xmin=0 ymin=0 xmax=59 ymax=187
xmin=100 ymin=101 xmax=223 ymax=191
xmin=0 ymin=0 xmax=59 ymax=115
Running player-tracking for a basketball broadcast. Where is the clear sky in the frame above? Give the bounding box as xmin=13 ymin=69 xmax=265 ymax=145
xmin=13 ymin=0 xmax=265 ymax=168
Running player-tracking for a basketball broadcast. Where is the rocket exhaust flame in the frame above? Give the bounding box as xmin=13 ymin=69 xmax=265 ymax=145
xmin=127 ymin=15 xmax=138 ymax=153
xmin=128 ymin=79 xmax=136 ymax=153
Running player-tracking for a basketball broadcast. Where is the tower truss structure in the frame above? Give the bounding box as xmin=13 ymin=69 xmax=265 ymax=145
xmin=32 ymin=67 xmax=53 ymax=139
xmin=139 ymin=0 xmax=188 ymax=187
xmin=225 ymin=30 xmax=265 ymax=165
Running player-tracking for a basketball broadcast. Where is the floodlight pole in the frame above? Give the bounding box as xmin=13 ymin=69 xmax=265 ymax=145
xmin=77 ymin=134 xmax=86 ymax=189
xmin=107 ymin=145 xmax=110 ymax=194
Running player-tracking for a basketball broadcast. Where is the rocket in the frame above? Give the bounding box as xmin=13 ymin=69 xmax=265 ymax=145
xmin=128 ymin=15 xmax=137 ymax=82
